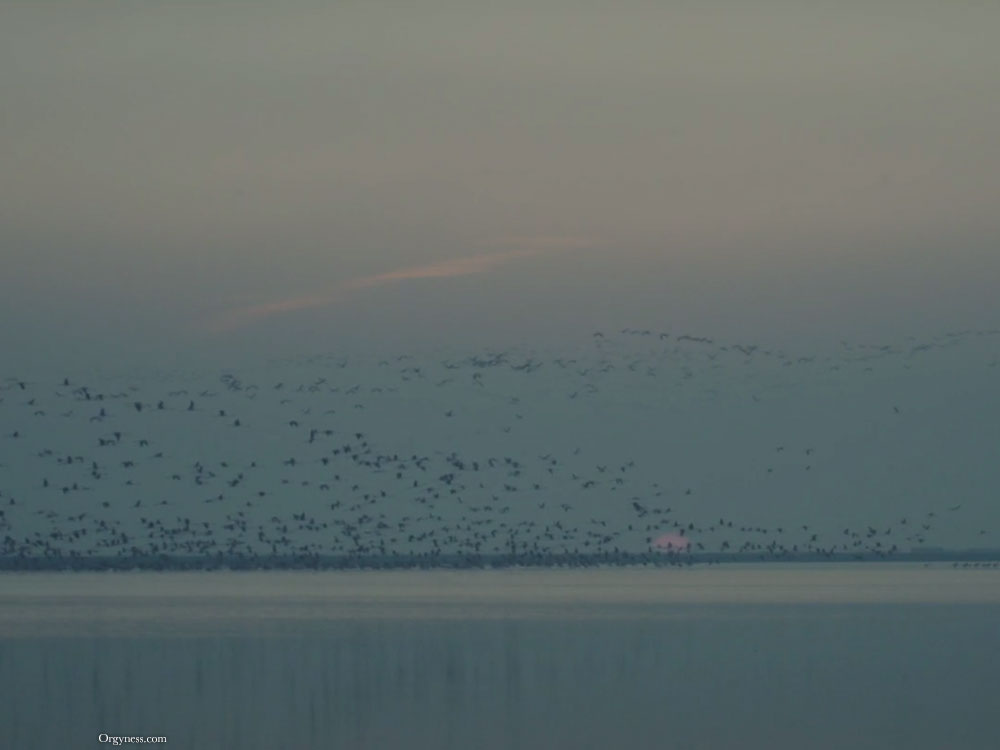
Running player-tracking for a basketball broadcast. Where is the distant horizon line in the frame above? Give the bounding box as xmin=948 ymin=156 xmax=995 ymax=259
xmin=3 ymin=548 xmax=999 ymax=572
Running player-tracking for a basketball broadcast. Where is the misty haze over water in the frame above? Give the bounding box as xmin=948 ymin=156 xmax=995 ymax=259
xmin=3 ymin=1 xmax=1000 ymax=747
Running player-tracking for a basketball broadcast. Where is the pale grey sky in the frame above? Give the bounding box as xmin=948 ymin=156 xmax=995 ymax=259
xmin=2 ymin=1 xmax=999 ymax=370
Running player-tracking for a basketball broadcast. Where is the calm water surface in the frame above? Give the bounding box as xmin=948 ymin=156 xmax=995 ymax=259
xmin=2 ymin=565 xmax=998 ymax=749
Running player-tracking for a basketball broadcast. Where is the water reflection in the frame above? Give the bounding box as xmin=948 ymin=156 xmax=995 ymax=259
xmin=2 ymin=569 xmax=999 ymax=749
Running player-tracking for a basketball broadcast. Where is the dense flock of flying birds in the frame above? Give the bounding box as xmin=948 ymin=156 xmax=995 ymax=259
xmin=1 ymin=328 xmax=998 ymax=568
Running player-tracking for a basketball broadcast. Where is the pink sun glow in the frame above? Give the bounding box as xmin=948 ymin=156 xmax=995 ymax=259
xmin=653 ymin=533 xmax=691 ymax=552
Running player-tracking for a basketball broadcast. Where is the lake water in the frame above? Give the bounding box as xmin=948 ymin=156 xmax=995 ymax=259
xmin=2 ymin=565 xmax=999 ymax=749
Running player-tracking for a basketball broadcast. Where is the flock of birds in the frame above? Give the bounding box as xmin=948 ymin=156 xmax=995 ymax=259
xmin=1 ymin=328 xmax=998 ymax=568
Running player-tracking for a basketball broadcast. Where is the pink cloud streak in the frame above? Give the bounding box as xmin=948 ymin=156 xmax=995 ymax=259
xmin=203 ymin=238 xmax=593 ymax=334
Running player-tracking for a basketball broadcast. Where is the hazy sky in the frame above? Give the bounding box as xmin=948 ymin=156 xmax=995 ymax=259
xmin=3 ymin=1 xmax=999 ymax=370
